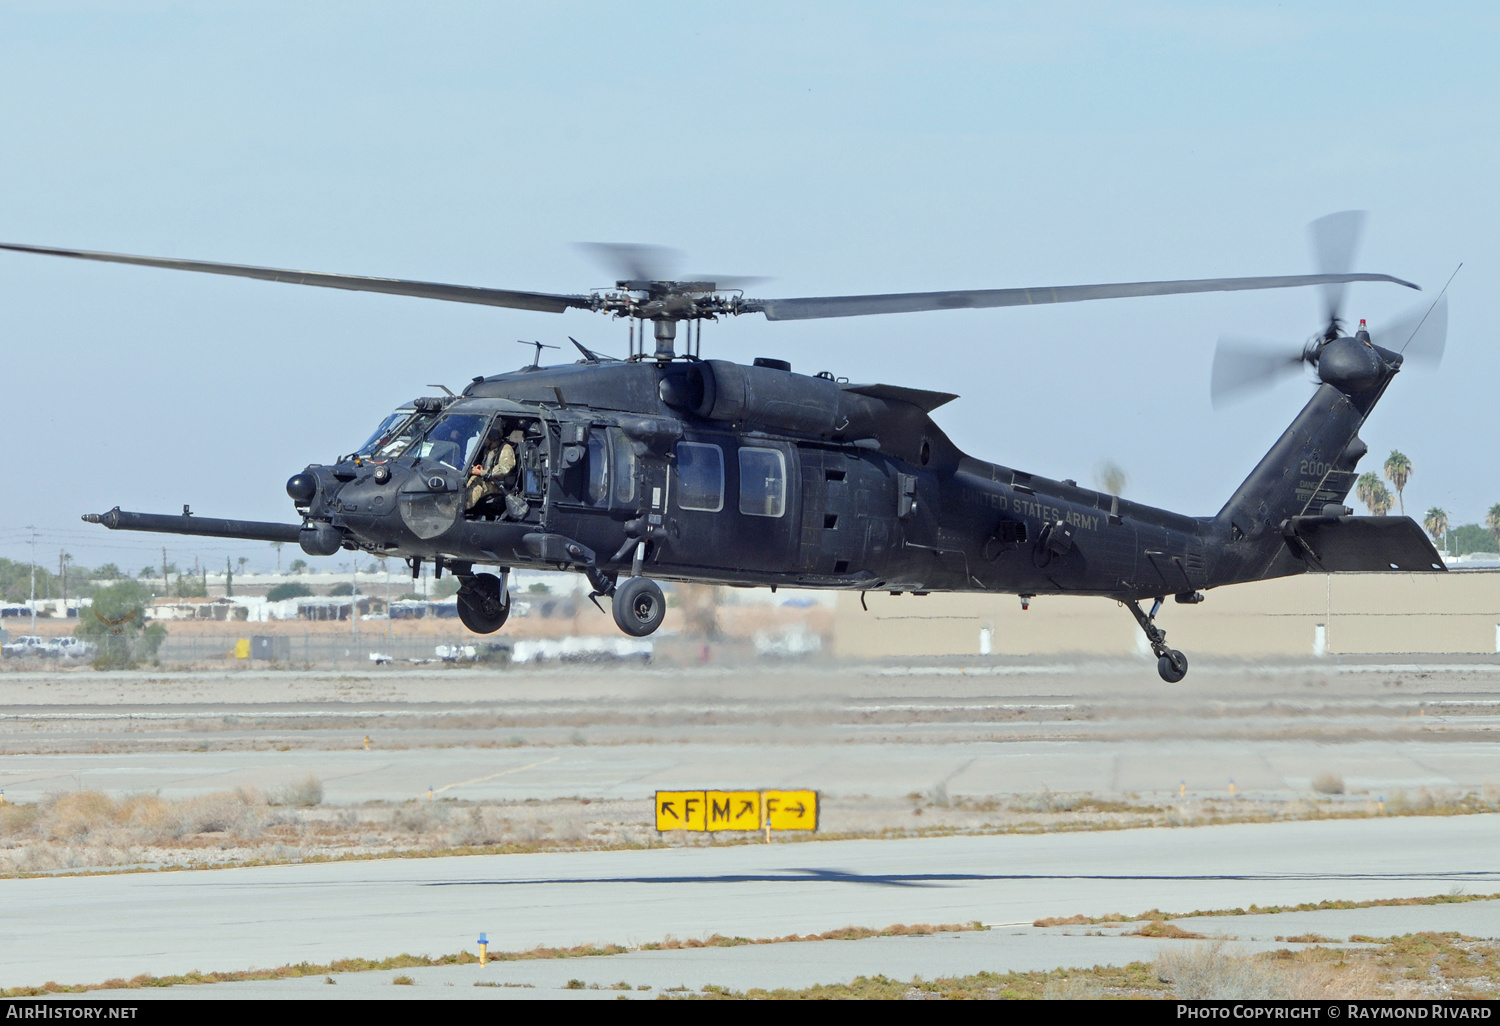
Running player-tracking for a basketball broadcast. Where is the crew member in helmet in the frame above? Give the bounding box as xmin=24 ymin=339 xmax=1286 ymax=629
xmin=466 ymin=428 xmax=518 ymax=512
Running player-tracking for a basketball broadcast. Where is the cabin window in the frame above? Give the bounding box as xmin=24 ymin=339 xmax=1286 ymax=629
xmin=674 ymin=442 xmax=724 ymax=512
xmin=558 ymin=426 xmax=611 ymax=507
xmin=738 ymin=446 xmax=786 ymax=518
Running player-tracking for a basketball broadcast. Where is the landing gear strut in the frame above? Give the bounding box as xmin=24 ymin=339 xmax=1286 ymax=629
xmin=1126 ymin=597 xmax=1188 ymax=683
xmin=457 ymin=571 xmax=510 ymax=634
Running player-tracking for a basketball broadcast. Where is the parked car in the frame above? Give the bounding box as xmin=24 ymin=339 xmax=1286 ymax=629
xmin=2 ymin=635 xmax=57 ymax=658
xmin=53 ymin=637 xmax=96 ymax=659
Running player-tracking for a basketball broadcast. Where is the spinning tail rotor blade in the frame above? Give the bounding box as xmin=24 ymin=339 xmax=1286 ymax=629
xmin=1211 ymin=335 xmax=1308 ymax=408
xmin=1308 ymin=210 xmax=1367 ymax=326
xmin=1372 ymin=294 xmax=1448 ymax=368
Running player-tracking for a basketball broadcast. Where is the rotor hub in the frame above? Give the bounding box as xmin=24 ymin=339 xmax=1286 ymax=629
xmin=653 ymin=319 xmax=677 ymax=360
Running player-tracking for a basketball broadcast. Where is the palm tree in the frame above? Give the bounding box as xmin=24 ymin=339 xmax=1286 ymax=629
xmin=1383 ymin=450 xmax=1413 ymax=516
xmin=1487 ymin=504 xmax=1500 ymax=554
xmin=1371 ymin=485 xmax=1393 ymax=516
xmin=1423 ymin=507 xmax=1450 ymax=552
xmin=1355 ymin=473 xmax=1392 ymax=515
xmin=270 ymin=541 xmax=285 ymax=574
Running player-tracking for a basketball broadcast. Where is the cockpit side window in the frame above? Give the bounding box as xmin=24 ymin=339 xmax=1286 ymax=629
xmin=416 ymin=413 xmax=490 ymax=471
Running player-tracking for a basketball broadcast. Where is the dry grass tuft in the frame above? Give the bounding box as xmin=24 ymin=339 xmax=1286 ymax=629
xmin=1033 ymin=914 xmax=1090 ymax=928
xmin=1155 ymin=941 xmax=1387 ymax=999
xmin=1312 ymin=773 xmax=1345 ymax=795
xmin=1156 ymin=942 xmax=1294 ymax=999
xmin=270 ymin=775 xmax=323 ymax=808
xmin=1130 ymin=922 xmax=1206 ymax=939
xmin=1034 ymin=913 xmax=1128 ymax=928
xmin=1042 ymin=976 xmax=1104 ymax=999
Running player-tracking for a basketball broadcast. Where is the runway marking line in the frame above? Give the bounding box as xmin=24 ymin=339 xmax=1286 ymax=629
xmin=429 ymin=756 xmax=561 ymax=797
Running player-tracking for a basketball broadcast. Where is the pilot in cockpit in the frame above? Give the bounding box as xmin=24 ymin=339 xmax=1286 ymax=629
xmin=466 ymin=425 xmax=526 ymax=517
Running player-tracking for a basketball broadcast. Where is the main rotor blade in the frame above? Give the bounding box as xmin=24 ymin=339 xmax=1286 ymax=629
xmin=576 ymin=242 xmax=681 ymax=283
xmin=1372 ymin=294 xmax=1448 ymax=368
xmin=0 ymin=242 xmax=592 ymax=314
xmin=1308 ymin=210 xmax=1367 ymax=325
xmin=746 ymin=272 xmax=1418 ymax=321
xmin=679 ymin=274 xmax=771 ymax=293
xmin=1211 ymin=335 xmax=1308 ymax=407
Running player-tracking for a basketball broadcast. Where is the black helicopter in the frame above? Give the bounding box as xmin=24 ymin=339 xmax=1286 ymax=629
xmin=1 ymin=213 xmax=1450 ymax=681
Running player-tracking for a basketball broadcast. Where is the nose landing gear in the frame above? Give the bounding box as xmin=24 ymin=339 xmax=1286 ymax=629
xmin=1126 ymin=596 xmax=1189 ymax=682
xmin=456 ymin=570 xmax=510 ymax=634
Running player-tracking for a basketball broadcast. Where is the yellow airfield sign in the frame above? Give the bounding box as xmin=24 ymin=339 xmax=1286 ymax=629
xmin=655 ymin=790 xmax=818 ymax=832
xmin=706 ymin=791 xmax=761 ymax=831
xmin=763 ymin=790 xmax=818 ymax=831
xmin=654 ymin=791 xmax=707 ymax=831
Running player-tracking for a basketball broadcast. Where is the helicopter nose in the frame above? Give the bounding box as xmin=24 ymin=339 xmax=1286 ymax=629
xmin=286 ymin=472 xmax=317 ymax=503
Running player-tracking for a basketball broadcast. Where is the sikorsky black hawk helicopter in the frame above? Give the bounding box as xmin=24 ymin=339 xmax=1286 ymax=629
xmin=1 ymin=213 xmax=1450 ymax=681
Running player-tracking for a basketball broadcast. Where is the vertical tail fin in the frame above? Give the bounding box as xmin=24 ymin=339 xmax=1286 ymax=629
xmin=1209 ymin=344 xmax=1401 ymax=586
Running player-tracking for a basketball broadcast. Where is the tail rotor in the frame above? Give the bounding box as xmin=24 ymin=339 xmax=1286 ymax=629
xmin=1210 ymin=213 xmax=1446 ymax=407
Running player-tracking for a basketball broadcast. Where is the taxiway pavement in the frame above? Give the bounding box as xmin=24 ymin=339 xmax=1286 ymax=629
xmin=4 ymin=814 xmax=1497 ymax=989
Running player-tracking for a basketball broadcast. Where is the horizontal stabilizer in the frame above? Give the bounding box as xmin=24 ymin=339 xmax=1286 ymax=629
xmin=1283 ymin=515 xmax=1446 ymax=573
xmin=841 ymin=382 xmax=959 ymax=412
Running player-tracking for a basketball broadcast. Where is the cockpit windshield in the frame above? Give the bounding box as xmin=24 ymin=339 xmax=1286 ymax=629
xmin=352 ymin=408 xmax=437 ymax=461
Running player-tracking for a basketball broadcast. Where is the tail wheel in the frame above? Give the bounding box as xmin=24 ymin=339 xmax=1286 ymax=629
xmin=457 ymin=572 xmax=509 ymax=634
xmin=612 ymin=577 xmax=665 ymax=637
xmin=1157 ymin=649 xmax=1188 ymax=683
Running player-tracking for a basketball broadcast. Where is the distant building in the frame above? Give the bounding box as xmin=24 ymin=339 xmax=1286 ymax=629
xmin=833 ymin=570 xmax=1500 ymax=658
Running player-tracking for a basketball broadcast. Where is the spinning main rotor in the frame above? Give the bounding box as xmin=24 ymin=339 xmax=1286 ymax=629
xmin=0 ymin=233 xmax=1417 ymax=361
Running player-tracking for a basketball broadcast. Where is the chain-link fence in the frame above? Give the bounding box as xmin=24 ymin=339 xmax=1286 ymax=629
xmin=150 ymin=630 xmax=511 ymax=668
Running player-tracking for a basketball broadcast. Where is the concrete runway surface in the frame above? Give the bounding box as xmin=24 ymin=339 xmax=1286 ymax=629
xmin=50 ymin=899 xmax=1500 ymax=999
xmin=1 ymin=739 xmax=1495 ymax=806
xmin=3 ymin=658 xmax=1499 ymax=994
xmin=4 ymin=815 xmax=1499 ymax=990
xmin=3 ymin=658 xmax=1498 ymax=805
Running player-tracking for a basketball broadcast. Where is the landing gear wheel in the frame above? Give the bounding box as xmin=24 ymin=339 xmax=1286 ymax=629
xmin=1157 ymin=649 xmax=1188 ymax=683
xmin=612 ymin=577 xmax=665 ymax=637
xmin=457 ymin=572 xmax=509 ymax=634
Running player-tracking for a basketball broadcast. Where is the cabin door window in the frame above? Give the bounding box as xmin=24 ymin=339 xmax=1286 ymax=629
xmin=674 ymin=442 xmax=724 ymax=512
xmin=738 ymin=447 xmax=787 ymax=518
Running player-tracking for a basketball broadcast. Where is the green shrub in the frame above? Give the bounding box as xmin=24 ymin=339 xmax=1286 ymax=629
xmin=266 ymin=582 xmax=312 ymax=602
xmin=76 ymin=580 xmax=167 ymax=669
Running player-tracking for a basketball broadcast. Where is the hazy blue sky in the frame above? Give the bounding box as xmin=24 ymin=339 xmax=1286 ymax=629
xmin=1 ymin=2 xmax=1495 ymax=572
